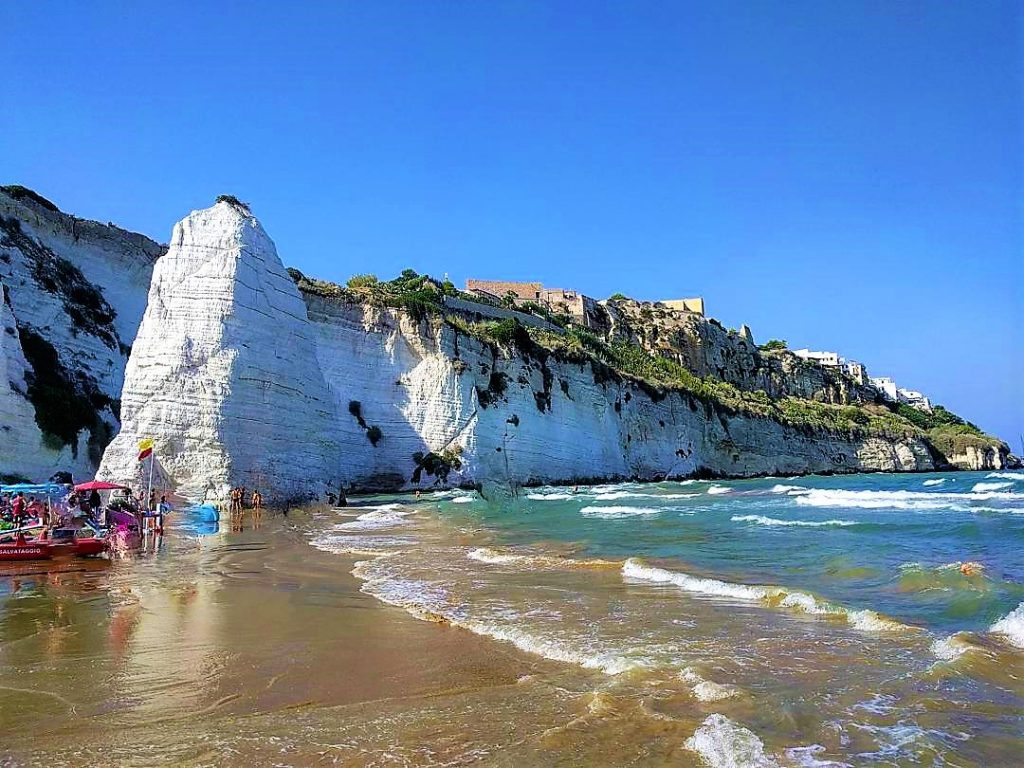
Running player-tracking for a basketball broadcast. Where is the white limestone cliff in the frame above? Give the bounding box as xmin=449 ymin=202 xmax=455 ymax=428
xmin=97 ymin=201 xmax=339 ymax=502
xmin=0 ymin=188 xmax=162 ymax=481
xmin=0 ymin=279 xmax=92 ymax=480
xmin=305 ymin=298 xmax=936 ymax=492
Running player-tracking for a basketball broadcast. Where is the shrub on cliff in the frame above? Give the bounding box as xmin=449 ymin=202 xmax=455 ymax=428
xmin=759 ymin=339 xmax=787 ymax=352
xmin=216 ymin=194 xmax=251 ymax=213
xmin=347 ymin=274 xmax=379 ymax=290
xmin=411 ymin=448 xmax=463 ymax=484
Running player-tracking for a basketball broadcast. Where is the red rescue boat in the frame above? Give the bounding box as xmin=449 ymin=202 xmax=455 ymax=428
xmin=0 ymin=534 xmax=52 ymax=561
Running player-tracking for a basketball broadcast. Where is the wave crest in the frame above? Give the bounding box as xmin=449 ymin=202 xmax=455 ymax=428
xmin=581 ymin=505 xmax=661 ymax=519
xmin=990 ymin=602 xmax=1024 ymax=649
xmin=622 ymin=559 xmax=908 ymax=632
xmin=685 ymin=714 xmax=778 ymax=768
xmin=731 ymin=514 xmax=857 ymax=528
xmin=467 ymin=547 xmax=618 ymax=570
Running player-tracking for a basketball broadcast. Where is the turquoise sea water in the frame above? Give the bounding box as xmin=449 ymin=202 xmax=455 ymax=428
xmin=314 ymin=469 xmax=1024 ymax=765
xmin=451 ymin=472 xmax=1024 ymax=636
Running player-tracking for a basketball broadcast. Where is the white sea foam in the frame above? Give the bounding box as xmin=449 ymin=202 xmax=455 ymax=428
xmin=308 ymin=533 xmax=412 ymax=556
xmin=986 ymin=472 xmax=1024 ymax=481
xmin=783 ymin=745 xmax=852 ymax=767
xmin=581 ymin=505 xmax=662 ymax=519
xmin=590 ymin=490 xmax=698 ymax=501
xmin=706 ymin=485 xmax=733 ymax=495
xmin=680 ymin=667 xmax=741 ymax=701
xmin=731 ymin=514 xmax=857 ymax=528
xmin=622 ymin=559 xmax=907 ymax=632
xmin=770 ymin=484 xmax=810 ymax=494
xmin=793 ymin=488 xmax=1018 ymax=512
xmin=930 ymin=634 xmax=972 ymax=662
xmin=971 ymin=481 xmax=1014 ymax=493
xmin=355 ymin=558 xmax=646 ymax=675
xmin=526 ymin=492 xmax=574 ymax=501
xmin=922 ymin=478 xmax=946 ymax=487
xmin=989 ymin=601 xmax=1024 ymax=649
xmin=336 ymin=504 xmax=411 ymax=531
xmin=467 ymin=547 xmax=616 ymax=570
xmin=685 ymin=714 xmax=779 ymax=768
xmin=450 ymin=495 xmax=475 ymax=504
xmin=456 ymin=619 xmax=648 ymax=675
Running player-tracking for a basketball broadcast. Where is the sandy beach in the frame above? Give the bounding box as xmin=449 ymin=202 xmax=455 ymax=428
xmin=0 ymin=506 xmax=705 ymax=767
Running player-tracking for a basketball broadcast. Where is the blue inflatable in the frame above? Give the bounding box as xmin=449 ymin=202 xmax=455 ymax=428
xmin=189 ymin=503 xmax=220 ymax=523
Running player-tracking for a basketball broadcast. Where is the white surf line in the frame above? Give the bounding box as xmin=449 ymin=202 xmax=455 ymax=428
xmin=623 ymin=559 xmax=911 ymax=632
xmin=730 ymin=514 xmax=857 ymax=528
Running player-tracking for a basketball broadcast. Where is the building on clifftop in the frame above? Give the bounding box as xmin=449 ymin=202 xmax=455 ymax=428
xmin=465 ymin=278 xmax=599 ymax=328
xmin=659 ymin=297 xmax=706 ymax=316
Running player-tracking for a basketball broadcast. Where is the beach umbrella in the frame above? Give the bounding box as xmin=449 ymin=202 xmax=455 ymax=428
xmin=73 ymin=480 xmax=130 ymax=492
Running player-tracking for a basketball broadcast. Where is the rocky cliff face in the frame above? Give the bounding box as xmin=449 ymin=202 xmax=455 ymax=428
xmin=2 ymin=191 xmax=1011 ymax=495
xmin=0 ymin=187 xmax=163 ymax=481
xmin=304 ymin=297 xmax=937 ymax=492
xmin=97 ymin=201 xmax=339 ymax=502
xmin=598 ymin=299 xmax=867 ymax=404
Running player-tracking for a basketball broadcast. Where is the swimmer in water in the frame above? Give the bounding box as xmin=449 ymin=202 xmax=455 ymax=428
xmin=960 ymin=561 xmax=983 ymax=577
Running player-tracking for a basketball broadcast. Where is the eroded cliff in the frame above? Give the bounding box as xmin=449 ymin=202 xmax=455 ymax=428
xmin=0 ymin=186 xmax=163 ymax=481
xmin=0 ymin=190 xmax=1012 ymax=496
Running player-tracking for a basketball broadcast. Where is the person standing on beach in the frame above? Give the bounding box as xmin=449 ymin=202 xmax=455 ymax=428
xmin=251 ymin=489 xmax=263 ymax=525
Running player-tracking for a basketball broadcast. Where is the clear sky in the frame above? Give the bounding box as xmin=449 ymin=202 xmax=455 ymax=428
xmin=3 ymin=1 xmax=1021 ymax=445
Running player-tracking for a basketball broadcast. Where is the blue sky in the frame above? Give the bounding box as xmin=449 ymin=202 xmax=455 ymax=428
xmin=2 ymin=1 xmax=1021 ymax=444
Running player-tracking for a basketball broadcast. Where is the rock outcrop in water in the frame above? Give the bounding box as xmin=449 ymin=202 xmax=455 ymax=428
xmin=0 ymin=187 xmax=1014 ymax=495
xmin=0 ymin=186 xmax=163 ymax=481
xmin=97 ymin=201 xmax=339 ymax=502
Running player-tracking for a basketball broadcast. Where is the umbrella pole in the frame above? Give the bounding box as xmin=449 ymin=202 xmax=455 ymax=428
xmin=147 ymin=452 xmax=155 ymax=511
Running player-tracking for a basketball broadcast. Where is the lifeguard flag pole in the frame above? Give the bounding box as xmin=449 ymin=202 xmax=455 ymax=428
xmin=138 ymin=438 xmax=155 ymax=510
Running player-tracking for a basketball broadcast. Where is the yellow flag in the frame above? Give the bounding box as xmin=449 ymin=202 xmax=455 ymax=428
xmin=138 ymin=438 xmax=154 ymax=451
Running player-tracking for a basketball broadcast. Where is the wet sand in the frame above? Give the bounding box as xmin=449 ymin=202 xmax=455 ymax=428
xmin=0 ymin=508 xmax=705 ymax=767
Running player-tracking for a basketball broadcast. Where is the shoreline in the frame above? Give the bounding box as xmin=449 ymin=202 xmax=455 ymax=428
xmin=0 ymin=508 xmax=603 ymax=767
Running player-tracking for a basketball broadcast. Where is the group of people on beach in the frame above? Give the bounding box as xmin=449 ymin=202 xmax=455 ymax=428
xmin=228 ymin=486 xmax=262 ymax=530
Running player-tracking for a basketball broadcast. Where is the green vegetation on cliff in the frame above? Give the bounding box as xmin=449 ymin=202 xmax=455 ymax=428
xmin=446 ymin=316 xmax=917 ymax=439
xmin=291 ymin=268 xmax=1006 ymax=462
xmin=16 ymin=325 xmax=115 ymax=462
xmin=888 ymin=403 xmax=1005 ymax=456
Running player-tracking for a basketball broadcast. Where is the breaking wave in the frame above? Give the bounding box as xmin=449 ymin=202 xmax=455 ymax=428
xmin=792 ymin=487 xmax=1018 ymax=511
xmin=770 ymin=484 xmax=811 ymax=494
xmin=986 ymin=472 xmax=1024 ymax=481
xmin=526 ymin=492 xmax=575 ymax=501
xmin=354 ymin=558 xmax=649 ymax=675
xmin=592 ymin=490 xmax=698 ymax=500
xmin=581 ymin=505 xmax=662 ymax=519
xmin=731 ymin=514 xmax=857 ymax=528
xmin=922 ymin=478 xmax=946 ymax=487
xmin=990 ymin=602 xmax=1024 ymax=649
xmin=971 ymin=481 xmax=1014 ymax=493
xmin=685 ymin=714 xmax=778 ymax=768
xmin=467 ymin=547 xmax=618 ymax=570
xmin=680 ymin=667 xmax=741 ymax=702
xmin=308 ymin=533 xmax=412 ymax=556
xmin=336 ymin=504 xmax=411 ymax=531
xmin=622 ymin=559 xmax=908 ymax=632
xmin=930 ymin=633 xmax=973 ymax=662
xmin=706 ymin=485 xmax=733 ymax=495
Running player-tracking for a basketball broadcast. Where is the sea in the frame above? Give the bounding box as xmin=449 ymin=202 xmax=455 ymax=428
xmin=311 ymin=470 xmax=1024 ymax=767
